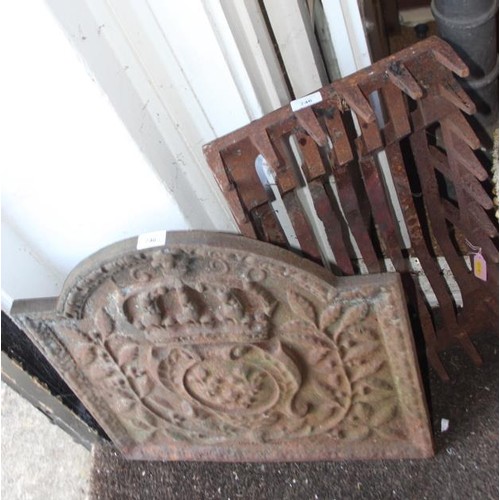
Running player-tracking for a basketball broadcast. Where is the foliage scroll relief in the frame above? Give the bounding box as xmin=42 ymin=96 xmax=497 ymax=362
xmin=13 ymin=232 xmax=433 ymax=461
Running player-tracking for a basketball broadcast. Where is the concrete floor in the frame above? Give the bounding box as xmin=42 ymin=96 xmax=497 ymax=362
xmin=1 ymin=382 xmax=91 ymax=500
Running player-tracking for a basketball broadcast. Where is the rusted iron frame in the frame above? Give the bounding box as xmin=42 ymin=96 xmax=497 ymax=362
xmin=251 ymin=203 xmax=288 ymax=248
xmin=269 ymin=133 xmax=326 ymax=263
xmin=386 ymin=134 xmax=495 ymax=364
xmin=203 ymin=36 xmax=497 ymax=376
xmin=442 ymin=201 xmax=499 ymax=293
xmin=410 ymin=131 xmax=486 ymax=303
xmin=328 ymin=160 xmax=382 ymax=273
xmin=356 ymin=153 xmax=404 ymax=270
xmin=203 ymin=36 xmax=469 ymax=196
xmin=384 ymin=142 xmax=462 ymax=343
xmin=322 ymin=107 xmax=382 ymax=273
xmin=204 ymin=37 xmax=475 ymax=266
xmin=409 ymin=87 xmax=497 ymax=257
xmin=409 ymin=129 xmax=489 ymax=361
xmin=403 ymin=72 xmax=498 ymax=335
xmin=202 ymin=37 xmax=472 ymax=251
xmin=308 ymin=180 xmax=355 ymax=276
xmin=381 ymin=84 xmax=412 ymax=144
xmin=203 ymin=147 xmax=257 ymax=238
xmin=375 ymin=83 xmax=463 ymax=378
xmin=428 ymin=145 xmax=493 ymax=213
xmin=358 ymin=153 xmax=449 ymax=376
xmin=435 ymin=118 xmax=498 ymax=296
xmin=293 ymin=129 xmax=355 ymax=275
xmin=440 ymin=120 xmax=481 ymax=231
xmin=282 ymin=190 xmax=323 ymax=264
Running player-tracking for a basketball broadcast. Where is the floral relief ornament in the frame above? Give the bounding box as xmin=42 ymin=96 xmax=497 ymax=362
xmin=12 ymin=232 xmax=433 ymax=461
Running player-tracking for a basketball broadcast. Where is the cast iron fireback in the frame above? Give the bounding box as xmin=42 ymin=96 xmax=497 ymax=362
xmin=12 ymin=232 xmax=433 ymax=461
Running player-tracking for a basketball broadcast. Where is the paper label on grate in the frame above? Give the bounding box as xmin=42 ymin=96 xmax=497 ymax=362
xmin=137 ymin=230 xmax=166 ymax=250
xmin=290 ymin=91 xmax=322 ymax=112
xmin=473 ymin=253 xmax=487 ymax=281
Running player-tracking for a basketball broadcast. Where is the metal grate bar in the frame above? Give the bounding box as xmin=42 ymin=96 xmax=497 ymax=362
xmin=203 ymin=37 xmax=498 ymax=379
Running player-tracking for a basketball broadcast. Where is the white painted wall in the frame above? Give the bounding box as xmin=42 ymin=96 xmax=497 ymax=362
xmin=1 ymin=0 xmax=188 ymax=310
xmin=1 ymin=0 xmax=371 ymax=313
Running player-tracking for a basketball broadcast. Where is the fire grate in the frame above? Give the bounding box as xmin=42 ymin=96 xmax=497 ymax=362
xmin=12 ymin=232 xmax=432 ymax=461
xmin=203 ymin=36 xmax=498 ymax=381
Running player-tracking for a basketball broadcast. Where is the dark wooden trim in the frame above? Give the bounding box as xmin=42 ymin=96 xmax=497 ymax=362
xmin=1 ymin=311 xmax=107 ymax=446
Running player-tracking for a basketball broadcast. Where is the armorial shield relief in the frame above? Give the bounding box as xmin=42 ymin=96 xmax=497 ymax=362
xmin=12 ymin=232 xmax=433 ymax=461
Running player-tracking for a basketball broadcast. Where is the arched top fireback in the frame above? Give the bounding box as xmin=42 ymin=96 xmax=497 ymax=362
xmin=12 ymin=231 xmax=432 ymax=461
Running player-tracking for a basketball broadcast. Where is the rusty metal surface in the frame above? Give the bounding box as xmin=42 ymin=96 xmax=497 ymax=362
xmin=12 ymin=232 xmax=432 ymax=462
xmin=203 ymin=36 xmax=498 ymax=380
xmin=309 ymin=181 xmax=354 ymax=276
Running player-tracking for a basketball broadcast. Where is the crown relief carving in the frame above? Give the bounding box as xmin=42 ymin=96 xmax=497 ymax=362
xmin=12 ymin=232 xmax=433 ymax=461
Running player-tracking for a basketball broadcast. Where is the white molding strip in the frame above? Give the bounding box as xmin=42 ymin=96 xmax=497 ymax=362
xmin=218 ymin=0 xmax=291 ymax=114
xmin=322 ymin=0 xmax=372 ymax=76
xmin=263 ymin=0 xmax=328 ymax=97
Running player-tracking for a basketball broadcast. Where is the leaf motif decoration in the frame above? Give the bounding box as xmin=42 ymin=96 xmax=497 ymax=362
xmin=95 ymin=308 xmax=114 ymax=337
xmin=333 ymin=302 xmax=369 ymax=342
xmin=369 ymin=378 xmax=394 ymax=392
xmin=287 ymin=290 xmax=317 ymax=326
xmin=280 ymin=319 xmax=320 ymax=337
xmin=87 ymin=361 xmax=113 ymax=382
xmin=340 ymin=424 xmax=371 ymax=441
xmin=73 ymin=344 xmax=97 ymax=368
xmin=350 ymin=401 xmax=374 ymax=422
xmin=59 ymin=327 xmax=93 ymax=345
xmin=370 ymin=401 xmax=398 ymax=427
xmin=129 ymin=374 xmax=155 ymax=399
xmin=319 ymin=303 xmax=343 ymax=331
xmin=317 ymin=379 xmax=339 ymax=399
xmin=117 ymin=344 xmax=140 ymax=367
xmin=342 ymin=340 xmax=379 ymax=363
xmin=352 ymin=385 xmax=395 ymax=405
xmin=142 ymin=395 xmax=175 ymax=423
xmin=113 ymin=390 xmax=137 ymax=413
xmin=129 ymin=411 xmax=157 ymax=431
xmin=337 ymin=289 xmax=373 ymax=302
xmin=374 ymin=424 xmax=407 ymax=441
xmin=350 ymin=358 xmax=385 ymax=383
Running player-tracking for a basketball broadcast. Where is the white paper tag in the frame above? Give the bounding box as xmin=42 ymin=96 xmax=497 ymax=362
xmin=440 ymin=418 xmax=450 ymax=432
xmin=290 ymin=91 xmax=322 ymax=112
xmin=137 ymin=230 xmax=166 ymax=250
xmin=473 ymin=253 xmax=487 ymax=281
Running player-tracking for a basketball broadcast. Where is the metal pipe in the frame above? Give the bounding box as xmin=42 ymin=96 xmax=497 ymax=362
xmin=432 ymin=0 xmax=498 ymax=127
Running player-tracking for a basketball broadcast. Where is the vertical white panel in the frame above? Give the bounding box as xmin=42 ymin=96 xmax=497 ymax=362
xmin=263 ymin=0 xmax=328 ymax=97
xmin=201 ymin=0 xmax=264 ymax=120
xmin=218 ymin=0 xmax=291 ymax=113
xmin=143 ymin=0 xmax=252 ymax=135
xmin=322 ymin=0 xmax=370 ymax=76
